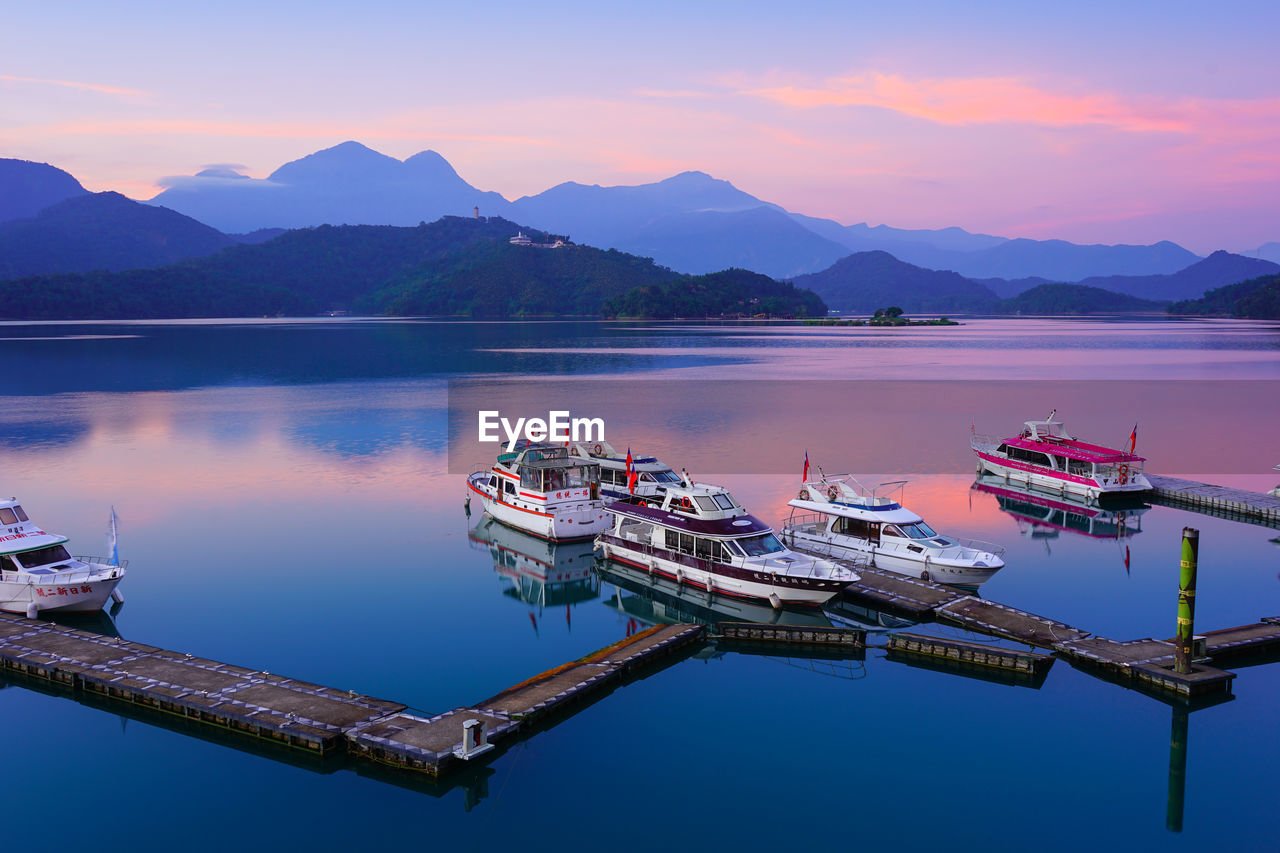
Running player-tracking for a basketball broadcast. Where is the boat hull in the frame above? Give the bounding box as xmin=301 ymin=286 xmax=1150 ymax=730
xmin=785 ymin=527 xmax=1001 ymax=586
xmin=468 ymin=475 xmax=609 ymax=542
xmin=0 ymin=572 xmax=122 ymax=614
xmin=596 ymin=536 xmax=845 ymax=605
xmin=974 ymin=454 xmax=1151 ymax=503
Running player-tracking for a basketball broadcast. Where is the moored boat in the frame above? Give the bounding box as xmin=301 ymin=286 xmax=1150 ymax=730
xmin=782 ymin=475 xmax=1004 ymax=586
xmin=971 ymin=411 xmax=1151 ymax=503
xmin=596 ymin=480 xmax=860 ymax=607
xmin=568 ymin=439 xmax=681 ymax=501
xmin=467 ymin=443 xmax=609 ymax=541
xmin=0 ymin=499 xmax=126 ymax=617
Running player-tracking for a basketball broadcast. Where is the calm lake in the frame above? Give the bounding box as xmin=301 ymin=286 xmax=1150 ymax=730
xmin=1 ymin=317 xmax=1277 ymax=851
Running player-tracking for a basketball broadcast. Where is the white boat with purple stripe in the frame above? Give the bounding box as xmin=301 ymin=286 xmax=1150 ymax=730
xmin=596 ymin=479 xmax=860 ymax=607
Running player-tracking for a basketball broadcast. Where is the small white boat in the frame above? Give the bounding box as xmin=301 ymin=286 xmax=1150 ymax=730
xmin=0 ymin=499 xmax=126 ymax=617
xmin=568 ymin=439 xmax=681 ymax=501
xmin=782 ymin=476 xmax=1005 ymax=586
xmin=596 ymin=480 xmax=860 ymax=607
xmin=467 ymin=443 xmax=610 ymax=541
xmin=972 ymin=411 xmax=1151 ymax=504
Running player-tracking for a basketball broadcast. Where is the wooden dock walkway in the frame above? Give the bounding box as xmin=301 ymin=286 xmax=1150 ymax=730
xmin=886 ymin=632 xmax=1053 ymax=681
xmin=838 ymin=567 xmax=1279 ymax=701
xmin=0 ymin=613 xmax=704 ymax=777
xmin=1147 ymin=474 xmax=1280 ymax=528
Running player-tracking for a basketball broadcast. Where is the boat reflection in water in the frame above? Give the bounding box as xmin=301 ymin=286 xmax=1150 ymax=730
xmin=597 ymin=558 xmax=913 ymax=635
xmin=468 ymin=518 xmax=600 ymax=628
xmin=972 ymin=472 xmax=1148 ymax=553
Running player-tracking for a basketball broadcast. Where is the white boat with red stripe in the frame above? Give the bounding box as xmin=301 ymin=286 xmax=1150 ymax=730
xmin=0 ymin=499 xmax=126 ymax=617
xmin=971 ymin=411 xmax=1151 ymax=504
xmin=467 ymin=443 xmax=610 ymax=542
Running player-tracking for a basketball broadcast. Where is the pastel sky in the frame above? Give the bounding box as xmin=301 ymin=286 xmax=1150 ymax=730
xmin=4 ymin=0 xmax=1279 ymax=253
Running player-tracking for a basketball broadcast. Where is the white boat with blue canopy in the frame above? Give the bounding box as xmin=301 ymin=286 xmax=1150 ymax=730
xmin=568 ymin=439 xmax=681 ymax=501
xmin=782 ymin=476 xmax=1005 ymax=587
xmin=0 ymin=498 xmax=126 ymax=617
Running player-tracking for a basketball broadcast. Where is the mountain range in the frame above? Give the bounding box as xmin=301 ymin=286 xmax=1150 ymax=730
xmin=141 ymin=141 xmax=1255 ymax=282
xmin=3 ymin=143 xmax=1280 ymax=315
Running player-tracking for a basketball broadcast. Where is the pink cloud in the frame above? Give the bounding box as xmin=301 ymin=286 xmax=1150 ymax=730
xmin=745 ymin=72 xmax=1192 ymax=134
xmin=0 ymin=74 xmax=148 ymax=98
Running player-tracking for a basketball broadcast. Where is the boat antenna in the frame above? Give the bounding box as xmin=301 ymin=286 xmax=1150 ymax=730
xmin=1047 ymin=408 xmax=1057 ymax=422
xmin=681 ymin=467 xmax=692 ymax=487
xmin=817 ymin=464 xmax=825 ymax=480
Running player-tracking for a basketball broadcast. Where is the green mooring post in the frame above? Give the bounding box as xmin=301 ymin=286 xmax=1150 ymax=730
xmin=1166 ymin=705 xmax=1189 ymax=833
xmin=1175 ymin=527 xmax=1200 ymax=675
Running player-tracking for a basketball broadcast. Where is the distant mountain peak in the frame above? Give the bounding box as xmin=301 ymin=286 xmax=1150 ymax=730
xmin=267 ymin=141 xmax=402 ymax=184
xmin=195 ymin=167 xmax=248 ymax=179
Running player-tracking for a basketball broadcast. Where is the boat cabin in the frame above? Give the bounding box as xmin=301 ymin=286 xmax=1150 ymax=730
xmin=0 ymin=499 xmax=75 ymax=576
xmin=494 ymin=443 xmax=601 ymax=496
xmin=568 ymin=440 xmax=682 ymax=493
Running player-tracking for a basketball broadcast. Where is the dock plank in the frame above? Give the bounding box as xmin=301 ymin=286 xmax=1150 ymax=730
xmin=936 ymin=597 xmax=1090 ymax=648
xmin=1148 ymin=474 xmax=1280 ymax=527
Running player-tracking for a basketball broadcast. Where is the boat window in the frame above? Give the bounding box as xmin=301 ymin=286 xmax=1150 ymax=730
xmin=712 ymin=494 xmax=736 ymax=510
xmin=694 ymin=496 xmax=718 ymax=513
xmin=0 ymin=555 xmax=14 ymax=573
xmin=835 ymin=516 xmax=875 ymax=540
xmin=1007 ymin=446 xmax=1052 ymax=467
xmin=736 ymin=533 xmax=785 ymax=556
xmin=13 ymin=506 xmax=28 ymax=522
xmin=15 ymin=545 xmax=71 ymax=568
xmin=1068 ymin=459 xmax=1092 ymax=476
xmin=901 ymin=523 xmax=939 ymax=539
xmin=619 ymin=518 xmax=654 ymax=543
xmin=695 ymin=537 xmax=714 ymax=560
xmin=665 ymin=529 xmax=679 ymax=550
xmin=504 ymin=480 xmax=516 ymax=495
xmin=722 ymin=540 xmax=745 ymax=558
xmin=653 ymin=469 xmax=682 ymax=484
xmin=679 ymin=532 xmax=695 ymax=554
xmin=881 ymin=525 xmax=905 ymax=539
xmin=0 ymin=508 xmax=16 ymax=525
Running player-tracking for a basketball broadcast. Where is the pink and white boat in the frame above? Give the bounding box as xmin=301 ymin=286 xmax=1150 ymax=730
xmin=971 ymin=411 xmax=1151 ymax=504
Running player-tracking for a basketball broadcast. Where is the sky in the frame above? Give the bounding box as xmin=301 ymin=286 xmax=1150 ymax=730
xmin=3 ymin=0 xmax=1279 ymax=253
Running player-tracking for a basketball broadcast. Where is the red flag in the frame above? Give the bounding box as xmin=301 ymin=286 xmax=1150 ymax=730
xmin=628 ymin=468 xmax=638 ymax=494
xmin=802 ymin=449 xmax=810 ymax=483
xmin=625 ymin=445 xmax=633 ymax=476
xmin=1129 ymin=424 xmax=1137 ymax=454
xmin=1124 ymin=545 xmax=1131 ymax=574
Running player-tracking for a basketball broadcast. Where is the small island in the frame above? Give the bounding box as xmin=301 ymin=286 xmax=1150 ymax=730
xmin=803 ymin=306 xmax=960 ymax=327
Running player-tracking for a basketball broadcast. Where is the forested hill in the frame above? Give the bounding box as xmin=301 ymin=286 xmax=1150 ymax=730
xmin=0 ymin=216 xmax=826 ymax=319
xmin=1167 ymin=273 xmax=1280 ymax=319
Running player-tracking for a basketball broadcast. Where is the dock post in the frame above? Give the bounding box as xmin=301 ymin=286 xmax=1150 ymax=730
xmin=1166 ymin=705 xmax=1189 ymax=833
xmin=1175 ymin=528 xmax=1199 ymax=675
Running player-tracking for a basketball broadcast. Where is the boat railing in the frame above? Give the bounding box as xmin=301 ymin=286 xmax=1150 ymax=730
xmin=970 ymin=433 xmax=1002 ymax=452
xmin=2 ymin=559 xmax=127 ymax=586
xmin=940 ymin=537 xmax=1006 ymax=558
xmin=781 ymin=512 xmax=825 ymax=534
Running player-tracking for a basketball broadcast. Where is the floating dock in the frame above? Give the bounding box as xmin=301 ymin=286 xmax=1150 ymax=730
xmin=885 ymin=632 xmax=1053 ymax=688
xmin=838 ymin=567 xmax=1278 ymax=701
xmin=1148 ymin=474 xmax=1280 ymax=528
xmin=0 ymin=613 xmax=704 ymax=777
xmin=713 ymin=622 xmax=865 ymax=649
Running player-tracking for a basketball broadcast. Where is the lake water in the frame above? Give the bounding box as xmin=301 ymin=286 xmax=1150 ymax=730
xmin=1 ymin=317 xmax=1278 ymax=850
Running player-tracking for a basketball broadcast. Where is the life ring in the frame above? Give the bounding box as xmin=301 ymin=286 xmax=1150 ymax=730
xmin=681 ymin=496 xmax=693 ymax=509
xmin=1118 ymin=464 xmax=1129 ymax=485
xmin=593 ymin=443 xmax=603 ymax=455
xmin=797 ymin=488 xmax=810 ymax=501
xmin=921 ymin=570 xmax=932 ymax=582
xmin=827 ymin=485 xmax=839 ymax=500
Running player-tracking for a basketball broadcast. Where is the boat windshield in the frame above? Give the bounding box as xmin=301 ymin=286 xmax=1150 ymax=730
xmin=901 ymin=522 xmax=939 ymax=539
xmin=15 ymin=544 xmax=72 ymax=569
xmin=736 ymin=533 xmax=785 ymax=556
xmin=642 ymin=469 xmax=682 ymax=484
